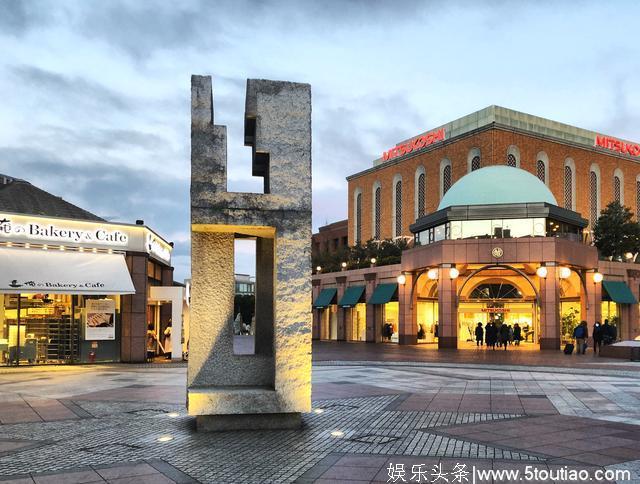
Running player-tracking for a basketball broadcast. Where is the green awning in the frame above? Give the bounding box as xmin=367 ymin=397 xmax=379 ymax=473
xmin=368 ymin=283 xmax=398 ymax=305
xmin=313 ymin=288 xmax=337 ymax=308
xmin=602 ymin=281 xmax=638 ymax=304
xmin=338 ymin=286 xmax=366 ymax=307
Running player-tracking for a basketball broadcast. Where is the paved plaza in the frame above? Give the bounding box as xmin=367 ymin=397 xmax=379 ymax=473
xmin=0 ymin=345 xmax=638 ymax=483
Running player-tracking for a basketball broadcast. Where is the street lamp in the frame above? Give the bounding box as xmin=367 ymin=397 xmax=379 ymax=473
xmin=370 ymin=257 xmax=377 ymax=266
xmin=536 ymin=266 xmax=548 ymax=279
xmin=427 ymin=268 xmax=439 ymax=280
xmin=397 ymin=274 xmax=407 ymax=285
xmin=341 ymin=262 xmax=347 ymax=271
xmin=449 ymin=267 xmax=459 ymax=279
xmin=558 ymin=266 xmax=572 ymax=279
xmin=593 ymin=272 xmax=603 ymax=283
xmin=316 ymin=266 xmax=322 ymax=273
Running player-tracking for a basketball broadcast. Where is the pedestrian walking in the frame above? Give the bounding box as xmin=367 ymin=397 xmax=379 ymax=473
xmin=499 ymin=323 xmax=510 ymax=351
xmin=475 ymin=322 xmax=484 ymax=346
xmin=593 ymin=321 xmax=602 ymax=355
xmin=513 ymin=323 xmax=522 ymax=346
xmin=572 ymin=321 xmax=588 ymax=355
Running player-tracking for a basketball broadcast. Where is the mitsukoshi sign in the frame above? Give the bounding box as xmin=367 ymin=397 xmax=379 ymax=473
xmin=382 ymin=128 xmax=446 ymax=161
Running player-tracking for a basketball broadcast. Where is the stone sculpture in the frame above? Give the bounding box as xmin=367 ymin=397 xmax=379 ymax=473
xmin=188 ymin=75 xmax=312 ymax=430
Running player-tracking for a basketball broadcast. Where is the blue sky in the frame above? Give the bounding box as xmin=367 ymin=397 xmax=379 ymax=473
xmin=1 ymin=0 xmax=639 ymax=279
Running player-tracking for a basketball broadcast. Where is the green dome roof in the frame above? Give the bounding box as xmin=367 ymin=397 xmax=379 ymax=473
xmin=437 ymin=166 xmax=558 ymax=210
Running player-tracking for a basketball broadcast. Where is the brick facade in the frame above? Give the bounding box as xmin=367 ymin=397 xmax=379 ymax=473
xmin=348 ymin=126 xmax=640 ymax=246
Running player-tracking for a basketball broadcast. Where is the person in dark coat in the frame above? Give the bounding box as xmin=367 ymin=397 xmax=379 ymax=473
xmin=592 ymin=321 xmax=602 ymax=355
xmin=485 ymin=322 xmax=496 ymax=350
xmin=499 ymin=323 xmax=510 ymax=351
xmin=602 ymin=319 xmax=613 ymax=345
xmin=513 ymin=323 xmax=522 ymax=346
xmin=475 ymin=322 xmax=484 ymax=346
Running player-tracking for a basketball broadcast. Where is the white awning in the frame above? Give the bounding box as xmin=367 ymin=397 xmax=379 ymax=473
xmin=0 ymin=247 xmax=135 ymax=295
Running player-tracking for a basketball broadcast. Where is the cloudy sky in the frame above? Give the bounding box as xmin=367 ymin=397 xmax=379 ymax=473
xmin=1 ymin=0 xmax=639 ymax=280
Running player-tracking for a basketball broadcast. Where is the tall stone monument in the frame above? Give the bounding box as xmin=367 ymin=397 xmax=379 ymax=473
xmin=188 ymin=75 xmax=312 ymax=430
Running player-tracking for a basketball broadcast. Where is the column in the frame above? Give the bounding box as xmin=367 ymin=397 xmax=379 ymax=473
xmin=311 ymin=280 xmax=321 ymax=340
xmin=438 ymin=266 xmax=458 ymax=349
xmin=335 ymin=276 xmax=347 ymax=341
xmin=399 ymin=272 xmax=417 ymax=345
xmin=539 ymin=265 xmax=560 ymax=350
xmin=364 ymin=273 xmax=377 ymax=342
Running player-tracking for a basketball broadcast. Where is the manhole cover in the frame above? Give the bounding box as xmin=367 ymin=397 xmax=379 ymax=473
xmin=350 ymin=434 xmax=401 ymax=444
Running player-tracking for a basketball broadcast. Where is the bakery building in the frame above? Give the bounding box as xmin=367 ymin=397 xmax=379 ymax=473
xmin=312 ymin=106 xmax=640 ymax=349
xmin=0 ymin=175 xmax=183 ymax=365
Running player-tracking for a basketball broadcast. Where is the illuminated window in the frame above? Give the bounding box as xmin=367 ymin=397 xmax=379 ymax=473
xmin=507 ymin=154 xmax=517 ymax=167
xmin=443 ymin=164 xmax=451 ymax=194
xmin=394 ymin=179 xmax=403 ymax=237
xmin=373 ymin=184 xmax=381 ymax=239
xmin=536 ymin=159 xmax=546 ymax=182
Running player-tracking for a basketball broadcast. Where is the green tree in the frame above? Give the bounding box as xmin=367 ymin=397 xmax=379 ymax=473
xmin=593 ymin=202 xmax=640 ymax=261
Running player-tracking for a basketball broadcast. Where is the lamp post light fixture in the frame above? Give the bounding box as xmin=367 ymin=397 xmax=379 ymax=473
xmin=397 ymin=273 xmax=407 ymax=285
xmin=316 ymin=266 xmax=322 ymax=273
xmin=449 ymin=267 xmax=459 ymax=279
xmin=341 ymin=262 xmax=347 ymax=271
xmin=427 ymin=268 xmax=439 ymax=280
xmin=558 ymin=266 xmax=572 ymax=279
xmin=370 ymin=257 xmax=377 ymax=266
xmin=593 ymin=272 xmax=603 ymax=284
xmin=536 ymin=266 xmax=548 ymax=279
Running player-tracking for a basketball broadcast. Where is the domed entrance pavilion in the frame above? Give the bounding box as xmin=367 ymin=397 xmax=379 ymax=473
xmin=399 ymin=166 xmax=601 ymax=350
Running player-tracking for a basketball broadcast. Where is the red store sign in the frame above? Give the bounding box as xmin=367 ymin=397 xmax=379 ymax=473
xmin=595 ymin=135 xmax=640 ymax=157
xmin=382 ymin=128 xmax=445 ymax=161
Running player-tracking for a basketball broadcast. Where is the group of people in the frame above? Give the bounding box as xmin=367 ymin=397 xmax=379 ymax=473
xmin=475 ymin=321 xmax=522 ymax=350
xmin=573 ymin=319 xmax=617 ymax=355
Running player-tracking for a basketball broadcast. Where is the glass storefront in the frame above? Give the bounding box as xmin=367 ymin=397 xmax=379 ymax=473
xmin=0 ymin=293 xmax=121 ymax=366
xmin=321 ymin=305 xmax=338 ymax=340
xmin=382 ymin=302 xmax=399 ymax=343
xmin=458 ymin=301 xmax=537 ymax=345
xmin=349 ymin=303 xmax=366 ymax=341
xmin=417 ymin=300 xmax=438 ymax=343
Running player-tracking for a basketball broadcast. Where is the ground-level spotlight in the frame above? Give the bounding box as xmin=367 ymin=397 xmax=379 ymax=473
xmin=397 ymin=274 xmax=406 ymax=285
xmin=157 ymin=435 xmax=174 ymax=442
xmin=536 ymin=266 xmax=548 ymax=279
xmin=330 ymin=430 xmax=344 ymax=437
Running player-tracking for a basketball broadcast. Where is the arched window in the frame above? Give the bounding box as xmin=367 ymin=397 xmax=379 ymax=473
xmin=440 ymin=159 xmax=452 ymax=198
xmin=589 ymin=167 xmax=599 ymax=227
xmin=414 ymin=166 xmax=426 ymax=220
xmin=372 ymin=182 xmax=381 ymax=240
xmin=507 ymin=145 xmax=520 ymax=168
xmin=392 ymin=175 xmax=403 ymax=238
xmin=467 ymin=148 xmax=481 ymax=172
xmin=355 ymin=192 xmax=362 ymax=244
xmin=353 ymin=188 xmax=362 ymax=244
xmin=564 ymin=158 xmax=576 ymax=210
xmin=536 ymin=152 xmax=549 ymax=185
xmin=613 ymin=168 xmax=624 ymax=205
xmin=636 ymin=176 xmax=640 ymax=222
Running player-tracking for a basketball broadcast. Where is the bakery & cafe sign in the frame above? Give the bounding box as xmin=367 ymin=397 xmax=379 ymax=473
xmin=0 ymin=216 xmax=128 ymax=246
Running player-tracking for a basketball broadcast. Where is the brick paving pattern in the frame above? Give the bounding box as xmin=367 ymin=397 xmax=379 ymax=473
xmin=0 ymin=347 xmax=637 ymax=483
